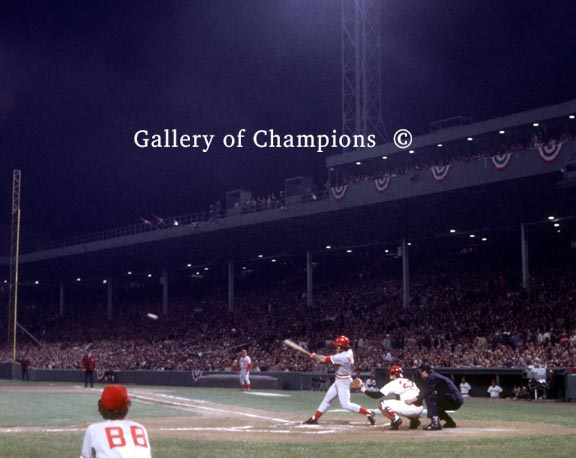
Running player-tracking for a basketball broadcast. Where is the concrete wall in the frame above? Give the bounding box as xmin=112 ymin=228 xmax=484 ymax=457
xmin=0 ymin=363 xmax=328 ymax=390
xmin=1 ymin=362 xmax=570 ymax=399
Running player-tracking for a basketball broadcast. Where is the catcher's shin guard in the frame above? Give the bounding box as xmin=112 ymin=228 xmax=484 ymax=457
xmin=390 ymin=417 xmax=403 ymax=430
xmin=378 ymin=404 xmax=396 ymax=421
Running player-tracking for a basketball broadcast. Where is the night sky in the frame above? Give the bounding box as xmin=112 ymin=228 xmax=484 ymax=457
xmin=0 ymin=0 xmax=575 ymax=248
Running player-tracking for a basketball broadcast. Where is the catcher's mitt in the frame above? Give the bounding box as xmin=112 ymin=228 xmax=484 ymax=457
xmin=350 ymin=377 xmax=365 ymax=391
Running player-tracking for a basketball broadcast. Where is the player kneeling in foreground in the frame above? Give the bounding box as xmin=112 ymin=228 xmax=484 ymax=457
xmin=303 ymin=335 xmax=376 ymax=426
xmin=358 ymin=365 xmax=423 ymax=430
xmin=81 ymin=384 xmax=151 ymax=458
xmin=405 ymin=363 xmax=463 ymax=430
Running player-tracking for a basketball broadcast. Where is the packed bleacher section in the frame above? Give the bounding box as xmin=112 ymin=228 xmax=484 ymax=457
xmin=2 ymin=246 xmax=575 ymax=374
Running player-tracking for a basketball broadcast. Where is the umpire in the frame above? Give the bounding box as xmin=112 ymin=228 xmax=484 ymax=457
xmin=405 ymin=363 xmax=463 ymax=430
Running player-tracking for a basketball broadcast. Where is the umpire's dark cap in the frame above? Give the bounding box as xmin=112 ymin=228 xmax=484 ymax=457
xmin=418 ymin=363 xmax=433 ymax=373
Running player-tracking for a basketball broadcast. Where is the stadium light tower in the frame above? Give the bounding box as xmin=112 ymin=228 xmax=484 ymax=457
xmin=7 ymin=170 xmax=21 ymax=376
xmin=341 ymin=0 xmax=388 ymax=150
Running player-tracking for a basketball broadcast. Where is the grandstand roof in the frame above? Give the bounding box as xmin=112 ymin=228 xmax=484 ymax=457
xmin=327 ymin=99 xmax=576 ymax=167
xmin=6 ymin=164 xmax=575 ymax=283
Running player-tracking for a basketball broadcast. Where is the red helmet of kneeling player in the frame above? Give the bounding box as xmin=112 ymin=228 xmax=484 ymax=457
xmin=333 ymin=335 xmax=350 ymax=347
xmin=389 ymin=365 xmax=403 ymax=378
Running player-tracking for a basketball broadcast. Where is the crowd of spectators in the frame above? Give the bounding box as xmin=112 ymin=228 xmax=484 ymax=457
xmin=240 ymin=191 xmax=287 ymax=213
xmin=2 ymin=250 xmax=576 ymax=375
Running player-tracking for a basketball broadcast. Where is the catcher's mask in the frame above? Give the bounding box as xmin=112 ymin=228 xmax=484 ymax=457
xmin=389 ymin=365 xmax=403 ymax=378
xmin=333 ymin=335 xmax=350 ymax=347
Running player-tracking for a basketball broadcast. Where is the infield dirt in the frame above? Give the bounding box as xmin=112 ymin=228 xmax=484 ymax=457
xmin=1 ymin=385 xmax=571 ymax=443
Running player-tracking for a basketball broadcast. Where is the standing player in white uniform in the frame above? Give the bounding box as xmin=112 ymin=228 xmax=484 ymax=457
xmin=303 ymin=335 xmax=375 ymax=426
xmin=460 ymin=376 xmax=472 ymax=398
xmin=361 ymin=366 xmax=423 ymax=430
xmin=80 ymin=384 xmax=152 ymax=458
xmin=238 ymin=348 xmax=252 ymax=391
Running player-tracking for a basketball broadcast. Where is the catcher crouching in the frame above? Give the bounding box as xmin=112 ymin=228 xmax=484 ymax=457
xmin=359 ymin=366 xmax=424 ymax=430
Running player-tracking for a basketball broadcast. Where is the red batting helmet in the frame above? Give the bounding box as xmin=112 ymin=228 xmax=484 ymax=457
xmin=389 ymin=365 xmax=403 ymax=377
xmin=333 ymin=335 xmax=350 ymax=347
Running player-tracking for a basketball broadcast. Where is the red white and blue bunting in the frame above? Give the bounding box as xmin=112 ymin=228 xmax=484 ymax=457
xmin=374 ymin=176 xmax=392 ymax=192
xmin=331 ymin=185 xmax=349 ymax=201
xmin=490 ymin=153 xmax=512 ymax=171
xmin=191 ymin=368 xmax=203 ymax=383
xmin=430 ymin=164 xmax=451 ymax=182
xmin=537 ymin=142 xmax=564 ymax=163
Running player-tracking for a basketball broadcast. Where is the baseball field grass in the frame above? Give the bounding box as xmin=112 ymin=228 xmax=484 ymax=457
xmin=1 ymin=380 xmax=575 ymax=458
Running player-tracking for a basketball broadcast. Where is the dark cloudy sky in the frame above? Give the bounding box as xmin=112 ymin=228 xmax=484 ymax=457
xmin=0 ymin=0 xmax=575 ymax=247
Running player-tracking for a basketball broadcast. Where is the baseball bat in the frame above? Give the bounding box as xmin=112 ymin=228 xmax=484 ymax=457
xmin=283 ymin=339 xmax=311 ymax=356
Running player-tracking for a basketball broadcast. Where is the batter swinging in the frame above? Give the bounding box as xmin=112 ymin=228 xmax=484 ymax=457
xmin=303 ymin=335 xmax=375 ymax=426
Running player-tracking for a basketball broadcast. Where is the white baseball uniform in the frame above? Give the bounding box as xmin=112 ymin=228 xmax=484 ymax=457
xmin=379 ymin=377 xmax=423 ymax=418
xmin=316 ymin=349 xmax=364 ymax=414
xmin=365 ymin=377 xmax=378 ymax=392
xmin=80 ymin=419 xmax=151 ymax=458
xmin=487 ymin=383 xmax=503 ymax=398
xmin=460 ymin=381 xmax=472 ymax=397
xmin=238 ymin=353 xmax=252 ymax=388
